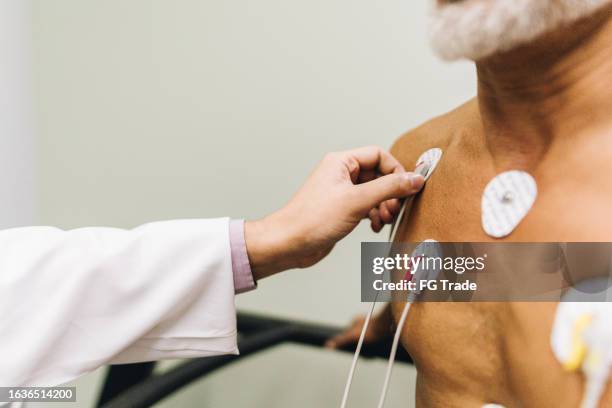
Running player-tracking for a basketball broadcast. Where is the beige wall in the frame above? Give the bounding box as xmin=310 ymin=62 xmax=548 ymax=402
xmin=32 ymin=0 xmax=476 ymax=406
xmin=0 ymin=0 xmax=35 ymax=228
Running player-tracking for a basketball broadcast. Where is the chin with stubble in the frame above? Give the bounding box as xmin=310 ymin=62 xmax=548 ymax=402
xmin=428 ymin=0 xmax=612 ymax=61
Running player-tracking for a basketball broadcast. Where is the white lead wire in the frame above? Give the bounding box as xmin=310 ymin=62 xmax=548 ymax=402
xmin=339 ymin=294 xmax=378 ymax=408
xmin=377 ymin=293 xmax=415 ymax=408
xmin=339 ymin=161 xmax=432 ymax=408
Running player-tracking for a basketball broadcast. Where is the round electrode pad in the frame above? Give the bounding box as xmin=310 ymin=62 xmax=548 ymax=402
xmin=481 ymin=170 xmax=537 ymax=238
xmin=415 ymin=148 xmax=442 ymax=181
xmin=389 ymin=148 xmax=443 ymax=240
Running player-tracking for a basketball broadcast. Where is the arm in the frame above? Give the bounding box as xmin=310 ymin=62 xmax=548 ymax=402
xmin=0 ymin=146 xmax=424 ymax=387
xmin=0 ymin=219 xmax=238 ymax=386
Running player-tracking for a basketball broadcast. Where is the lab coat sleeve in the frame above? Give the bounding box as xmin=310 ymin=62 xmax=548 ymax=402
xmin=0 ymin=218 xmax=238 ymax=387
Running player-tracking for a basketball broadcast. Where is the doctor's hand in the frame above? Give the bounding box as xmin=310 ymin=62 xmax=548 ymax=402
xmin=245 ymin=146 xmax=424 ymax=280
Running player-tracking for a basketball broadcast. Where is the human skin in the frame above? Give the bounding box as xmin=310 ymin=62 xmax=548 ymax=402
xmin=387 ymin=5 xmax=612 ymax=406
xmin=244 ymin=146 xmax=425 ymax=280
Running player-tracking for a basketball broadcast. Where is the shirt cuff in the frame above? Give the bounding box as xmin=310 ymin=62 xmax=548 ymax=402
xmin=229 ymin=219 xmax=257 ymax=294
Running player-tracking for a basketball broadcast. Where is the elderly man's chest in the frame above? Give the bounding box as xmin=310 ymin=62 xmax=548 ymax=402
xmin=388 ymin=165 xmax=606 ymax=405
xmin=390 ymin=174 xmax=510 ymax=397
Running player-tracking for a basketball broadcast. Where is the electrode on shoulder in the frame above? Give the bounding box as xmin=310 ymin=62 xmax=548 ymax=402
xmin=415 ymin=148 xmax=442 ymax=181
xmin=388 ymin=148 xmax=443 ymax=240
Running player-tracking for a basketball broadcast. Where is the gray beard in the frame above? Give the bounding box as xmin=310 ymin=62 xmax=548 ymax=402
xmin=428 ymin=0 xmax=612 ymax=61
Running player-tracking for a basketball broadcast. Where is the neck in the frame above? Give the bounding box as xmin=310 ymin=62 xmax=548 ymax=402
xmin=476 ymin=4 xmax=612 ymax=169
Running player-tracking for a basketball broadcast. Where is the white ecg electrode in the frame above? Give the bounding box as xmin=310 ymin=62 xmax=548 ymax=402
xmin=481 ymin=170 xmax=537 ymax=238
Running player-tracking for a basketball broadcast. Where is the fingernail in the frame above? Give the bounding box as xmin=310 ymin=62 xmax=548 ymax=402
xmin=404 ymin=173 xmax=424 ymax=190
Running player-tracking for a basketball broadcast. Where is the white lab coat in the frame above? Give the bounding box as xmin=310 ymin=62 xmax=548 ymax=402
xmin=0 ymin=218 xmax=239 ymax=388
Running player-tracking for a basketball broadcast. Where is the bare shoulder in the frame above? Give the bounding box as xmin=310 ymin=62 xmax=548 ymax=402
xmin=390 ymin=98 xmax=481 ymax=170
xmin=390 ymin=96 xmax=612 ymax=241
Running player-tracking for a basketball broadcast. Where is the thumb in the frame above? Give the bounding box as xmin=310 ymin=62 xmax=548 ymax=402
xmin=353 ymin=172 xmax=425 ymax=212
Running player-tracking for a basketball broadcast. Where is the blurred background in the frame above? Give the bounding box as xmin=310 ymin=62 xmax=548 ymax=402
xmin=2 ymin=0 xmax=475 ymax=406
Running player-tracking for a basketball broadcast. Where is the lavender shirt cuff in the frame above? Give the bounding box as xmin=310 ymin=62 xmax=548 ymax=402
xmin=229 ymin=219 xmax=257 ymax=294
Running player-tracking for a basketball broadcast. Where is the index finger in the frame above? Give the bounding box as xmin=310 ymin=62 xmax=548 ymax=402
xmin=342 ymin=145 xmax=405 ymax=176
